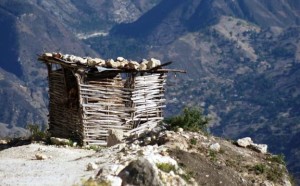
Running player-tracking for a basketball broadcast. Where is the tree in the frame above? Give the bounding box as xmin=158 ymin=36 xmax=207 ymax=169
xmin=165 ymin=107 xmax=210 ymax=132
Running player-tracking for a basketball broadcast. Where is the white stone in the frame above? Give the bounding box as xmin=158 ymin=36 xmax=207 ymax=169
xmin=86 ymin=162 xmax=98 ymax=171
xmin=147 ymin=58 xmax=161 ymax=69
xmin=145 ymin=153 xmax=178 ymax=169
xmin=101 ymin=164 xmax=125 ymax=175
xmin=106 ymin=59 xmax=115 ymax=67
xmin=237 ymin=137 xmax=253 ymax=147
xmin=105 ymin=175 xmax=122 ymax=186
xmin=250 ymin=144 xmax=268 ymax=154
xmin=144 ymin=137 xmax=152 ymax=144
xmin=141 ymin=59 xmax=148 ymax=64
xmin=182 ymin=134 xmax=190 ymax=139
xmin=74 ymin=57 xmax=87 ymax=64
xmin=50 ymin=137 xmax=70 ymax=146
xmin=139 ymin=63 xmax=147 ymax=70
xmin=35 ymin=153 xmax=47 ymax=160
xmin=128 ymin=61 xmax=140 ymax=70
xmin=116 ymin=57 xmax=125 ymax=62
xmin=87 ymin=58 xmax=97 ymax=66
xmin=0 ymin=140 xmax=8 ymax=144
xmin=209 ymin=143 xmax=221 ymax=152
xmin=43 ymin=53 xmax=52 ymax=57
xmin=93 ymin=58 xmax=106 ymax=66
xmin=176 ymin=128 xmax=184 ymax=133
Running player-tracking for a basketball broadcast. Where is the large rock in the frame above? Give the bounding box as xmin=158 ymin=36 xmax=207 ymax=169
xmin=250 ymin=144 xmax=268 ymax=154
xmin=237 ymin=137 xmax=253 ymax=147
xmin=118 ymin=158 xmax=162 ymax=186
xmin=107 ymin=129 xmax=123 ymax=147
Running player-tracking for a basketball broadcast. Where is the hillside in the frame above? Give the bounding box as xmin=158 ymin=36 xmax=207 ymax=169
xmin=0 ymin=128 xmax=293 ymax=186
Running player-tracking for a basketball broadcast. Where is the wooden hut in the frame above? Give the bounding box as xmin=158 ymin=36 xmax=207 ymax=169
xmin=39 ymin=53 xmax=184 ymax=146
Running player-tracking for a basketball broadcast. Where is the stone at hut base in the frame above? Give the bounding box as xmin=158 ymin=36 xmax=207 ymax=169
xmin=0 ymin=140 xmax=8 ymax=145
xmin=107 ymin=129 xmax=123 ymax=147
xmin=50 ymin=137 xmax=70 ymax=146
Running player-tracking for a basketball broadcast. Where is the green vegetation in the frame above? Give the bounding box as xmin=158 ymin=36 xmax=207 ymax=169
xmin=86 ymin=145 xmax=103 ymax=152
xmin=266 ymin=154 xmax=286 ymax=165
xmin=266 ymin=165 xmax=284 ymax=182
xmin=208 ymin=150 xmax=217 ymax=162
xmin=80 ymin=178 xmax=111 ymax=186
xmin=164 ymin=107 xmax=210 ymax=132
xmin=26 ymin=123 xmax=48 ymax=141
xmin=189 ymin=138 xmax=197 ymax=145
xmin=252 ymin=164 xmax=266 ymax=174
xmin=250 ymin=163 xmax=286 ymax=182
xmin=180 ymin=171 xmax=195 ymax=182
xmin=156 ymin=163 xmax=176 ymax=173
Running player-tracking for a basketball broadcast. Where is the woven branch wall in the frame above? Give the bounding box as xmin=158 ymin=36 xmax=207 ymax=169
xmin=47 ymin=65 xmax=167 ymax=146
xmin=48 ymin=68 xmax=82 ymax=142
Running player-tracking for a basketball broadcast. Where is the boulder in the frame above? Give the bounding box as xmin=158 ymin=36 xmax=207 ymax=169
xmin=250 ymin=144 xmax=268 ymax=154
xmin=209 ymin=143 xmax=221 ymax=152
xmin=107 ymin=129 xmax=123 ymax=147
xmin=118 ymin=158 xmax=162 ymax=186
xmin=237 ymin=137 xmax=253 ymax=147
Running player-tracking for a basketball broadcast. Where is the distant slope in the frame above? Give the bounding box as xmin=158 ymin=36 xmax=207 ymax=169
xmin=112 ymin=0 xmax=300 ymax=42
xmin=0 ymin=0 xmax=98 ymax=129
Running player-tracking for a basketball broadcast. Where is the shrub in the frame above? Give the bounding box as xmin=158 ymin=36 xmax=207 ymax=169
xmin=180 ymin=171 xmax=195 ymax=182
xmin=252 ymin=164 xmax=266 ymax=175
xmin=26 ymin=124 xmax=48 ymax=141
xmin=266 ymin=165 xmax=284 ymax=182
xmin=266 ymin=154 xmax=286 ymax=165
xmin=164 ymin=107 xmax=210 ymax=132
xmin=156 ymin=163 xmax=176 ymax=173
xmin=208 ymin=150 xmax=217 ymax=162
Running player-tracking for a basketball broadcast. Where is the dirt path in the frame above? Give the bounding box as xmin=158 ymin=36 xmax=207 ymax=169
xmin=0 ymin=143 xmax=99 ymax=186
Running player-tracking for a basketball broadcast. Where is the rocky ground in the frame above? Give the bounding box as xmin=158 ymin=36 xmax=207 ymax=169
xmin=0 ymin=128 xmax=294 ymax=186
